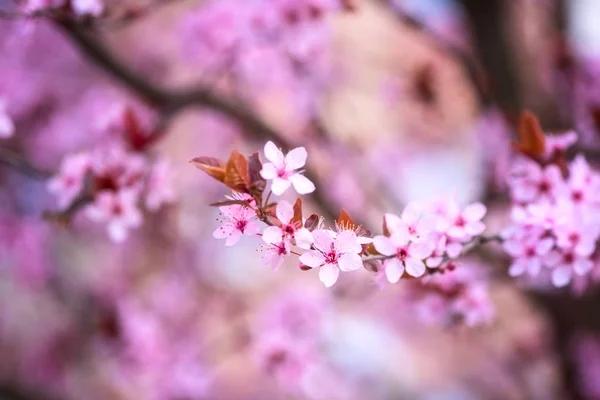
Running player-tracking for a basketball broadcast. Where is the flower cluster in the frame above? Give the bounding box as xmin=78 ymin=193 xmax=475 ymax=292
xmin=504 ymin=128 xmax=600 ymax=288
xmin=195 ymin=141 xmax=491 ymax=290
xmin=402 ymin=261 xmax=494 ymax=327
xmin=47 ymin=108 xmax=175 ymax=242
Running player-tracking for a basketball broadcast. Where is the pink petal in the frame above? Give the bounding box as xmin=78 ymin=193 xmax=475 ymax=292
xmin=574 ymin=258 xmax=593 ymax=275
xmin=503 ymin=239 xmax=524 ymax=257
xmin=544 ymin=250 xmax=563 ymax=267
xmin=299 ymin=250 xmax=325 ymax=268
xmin=446 ymin=242 xmax=463 ymax=259
xmin=463 ymin=203 xmax=487 ymax=222
xmin=508 ymin=260 xmax=526 ymax=277
xmin=576 ymin=240 xmax=596 ymax=258
xmin=385 ymin=258 xmax=404 ymax=283
xmin=405 ymin=257 xmax=426 ymax=277
xmin=271 ymin=177 xmax=292 ymax=195
xmin=225 ymin=230 xmax=242 ymax=246
xmin=289 ymin=173 xmax=315 ymax=194
xmin=526 ymin=258 xmax=542 ymax=276
xmin=338 ymin=253 xmax=362 ymax=272
xmin=373 ymin=236 xmax=396 ymax=256
xmin=264 ymin=141 xmax=285 ymax=165
xmin=262 ymin=226 xmax=283 ymax=245
xmin=244 ymin=221 xmax=261 ymax=236
xmin=270 ymin=253 xmax=285 ymax=270
xmin=294 ymin=228 xmax=314 ymax=250
xmin=312 ymin=230 xmax=334 ymax=252
xmin=319 ymin=264 xmax=339 ymax=287
xmin=401 ymin=202 xmax=421 ymax=225
xmin=335 ymin=230 xmax=361 ymax=254
xmin=552 ymin=266 xmax=572 ymax=287
xmin=0 ymin=114 xmax=14 ymax=138
xmin=276 ymin=200 xmax=294 ymax=224
xmin=284 ymin=147 xmax=307 ymax=170
xmin=409 ymin=241 xmax=434 ymax=260
xmin=108 ymin=222 xmax=127 ymax=243
xmin=535 ymin=238 xmax=554 ymax=255
xmin=260 ymin=163 xmax=278 ymax=180
xmin=465 ymin=221 xmax=486 ymax=236
xmin=426 ymin=257 xmax=443 ymax=268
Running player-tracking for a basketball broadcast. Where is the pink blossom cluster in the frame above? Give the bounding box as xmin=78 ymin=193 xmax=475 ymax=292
xmin=48 ymin=143 xmax=175 ymax=242
xmin=402 ymin=261 xmax=495 ymax=327
xmin=210 ymin=141 xmax=490 ymax=290
xmin=23 ymin=0 xmax=104 ymax=16
xmin=374 ymin=199 xmax=487 ymax=285
xmin=252 ymin=288 xmax=330 ymax=394
xmin=504 ymin=132 xmax=600 ymax=288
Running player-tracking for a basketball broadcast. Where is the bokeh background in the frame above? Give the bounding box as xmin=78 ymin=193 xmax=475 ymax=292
xmin=2 ymin=0 xmax=600 ymax=399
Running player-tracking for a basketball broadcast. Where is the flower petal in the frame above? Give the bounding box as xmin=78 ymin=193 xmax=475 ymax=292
xmin=284 ymin=147 xmax=307 ymax=170
xmin=335 ymin=230 xmax=361 ymax=254
xmin=463 ymin=202 xmax=487 ymax=222
xmin=551 ymin=266 xmax=572 ymax=287
xmin=299 ymin=250 xmax=325 ymax=268
xmin=312 ymin=230 xmax=334 ymax=252
xmin=260 ymin=163 xmax=278 ymax=180
xmin=446 ymin=242 xmax=463 ymax=259
xmin=404 ymin=257 xmax=426 ymax=278
xmin=385 ymin=258 xmax=404 ymax=283
xmin=401 ymin=202 xmax=421 ymax=225
xmin=409 ymin=241 xmax=434 ymax=259
xmin=225 ymin=230 xmax=242 ymax=246
xmin=535 ymin=238 xmax=554 ymax=255
xmin=276 ymin=200 xmax=294 ymax=224
xmin=262 ymin=226 xmax=283 ymax=244
xmin=295 ymin=228 xmax=314 ymax=250
xmin=373 ymin=236 xmax=396 ymax=256
xmin=574 ymin=258 xmax=593 ymax=275
xmin=289 ymin=173 xmax=315 ymax=194
xmin=508 ymin=260 xmax=527 ymax=277
xmin=271 ymin=177 xmax=292 ymax=195
xmin=319 ymin=264 xmax=340 ymax=287
xmin=338 ymin=253 xmax=362 ymax=272
xmin=465 ymin=221 xmax=486 ymax=236
xmin=264 ymin=141 xmax=284 ymax=165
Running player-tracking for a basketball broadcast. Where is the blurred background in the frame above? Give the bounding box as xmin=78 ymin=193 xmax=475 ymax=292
xmin=1 ymin=0 xmax=600 ymax=399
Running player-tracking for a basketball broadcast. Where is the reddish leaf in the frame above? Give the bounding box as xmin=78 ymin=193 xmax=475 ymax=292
xmin=512 ymin=110 xmax=546 ymax=158
xmin=292 ymin=198 xmax=303 ymax=226
xmin=340 ymin=0 xmax=357 ymax=11
xmin=364 ymin=242 xmax=378 ymax=255
xmin=190 ymin=157 xmax=226 ymax=183
xmin=209 ymin=200 xmax=250 ymax=207
xmin=382 ymin=215 xmax=391 ymax=237
xmin=363 ymin=260 xmax=380 ymax=273
xmin=299 ymin=263 xmax=312 ymax=271
xmin=247 ymin=152 xmax=266 ymax=200
xmin=224 ymin=150 xmax=250 ymax=193
xmin=304 ymin=214 xmax=319 ymax=231
xmin=337 ymin=209 xmax=355 ymax=230
xmin=123 ymin=107 xmax=157 ymax=151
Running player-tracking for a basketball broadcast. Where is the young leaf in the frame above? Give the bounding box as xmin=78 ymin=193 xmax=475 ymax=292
xmin=247 ymin=152 xmax=266 ymax=200
xmin=304 ymin=214 xmax=319 ymax=231
xmin=190 ymin=157 xmax=226 ymax=183
xmin=224 ymin=150 xmax=250 ymax=193
xmin=337 ymin=209 xmax=355 ymax=230
xmin=292 ymin=198 xmax=303 ymax=226
xmin=512 ymin=110 xmax=546 ymax=158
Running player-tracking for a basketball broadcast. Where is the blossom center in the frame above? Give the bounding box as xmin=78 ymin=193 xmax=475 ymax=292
xmin=397 ymin=247 xmax=408 ymax=260
xmin=276 ymin=168 xmax=289 ymax=179
xmin=525 ymin=247 xmax=536 ymax=258
xmin=236 ymin=219 xmax=248 ymax=232
xmin=455 ymin=216 xmax=466 ymax=228
xmin=564 ymin=252 xmax=575 ymax=264
xmin=283 ymin=224 xmax=295 ymax=236
xmin=325 ymin=250 xmax=339 ymax=264
xmin=572 ymin=190 xmax=583 ymax=202
xmin=538 ymin=180 xmax=551 ymax=193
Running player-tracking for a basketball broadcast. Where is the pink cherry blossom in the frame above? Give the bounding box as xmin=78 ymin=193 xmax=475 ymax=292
xmin=503 ymin=235 xmax=554 ymax=277
xmin=260 ymin=141 xmax=315 ymax=195
xmin=384 ymin=202 xmax=436 ymax=242
xmin=213 ymin=203 xmax=260 ymax=246
xmin=508 ymin=160 xmax=564 ymax=203
xmin=545 ymin=248 xmax=595 ymax=287
xmin=261 ymin=200 xmax=313 ymax=249
xmin=298 ymin=229 xmax=364 ymax=287
xmin=565 ymin=155 xmax=600 ymax=208
xmin=0 ymin=98 xmax=14 ymax=138
xmin=373 ymin=215 xmax=435 ymax=283
xmin=86 ymin=190 xmax=143 ymax=242
xmin=262 ymin=240 xmax=291 ymax=270
xmin=544 ymin=130 xmax=578 ymax=159
xmin=437 ymin=201 xmax=487 ymax=242
xmin=145 ymin=159 xmax=176 ymax=212
xmin=47 ymin=152 xmax=91 ymax=209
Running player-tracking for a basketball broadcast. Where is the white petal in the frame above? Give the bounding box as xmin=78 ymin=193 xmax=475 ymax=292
xmin=299 ymin=250 xmax=325 ymax=268
xmin=373 ymin=236 xmax=396 ymax=256
xmin=335 ymin=230 xmax=361 ymax=254
xmin=409 ymin=241 xmax=434 ymax=259
xmin=503 ymin=240 xmax=524 ymax=257
xmin=262 ymin=226 xmax=283 ymax=244
xmin=527 ymin=258 xmax=542 ymax=276
xmin=535 ymin=238 xmax=554 ymax=255
xmin=312 ymin=230 xmax=334 ymax=252
xmin=574 ymin=258 xmax=593 ymax=275
xmin=276 ymin=200 xmax=294 ymax=224
xmin=401 ymin=202 xmax=421 ymax=225
xmin=426 ymin=257 xmax=443 ymax=268
xmin=465 ymin=221 xmax=486 ymax=236
xmin=544 ymin=250 xmax=562 ymax=267
xmin=446 ymin=242 xmax=463 ymax=259
xmin=385 ymin=259 xmax=404 ymax=283
xmin=264 ymin=141 xmax=285 ymax=165
xmin=0 ymin=114 xmax=14 ymax=138
xmin=405 ymin=257 xmax=426 ymax=277
xmin=271 ymin=178 xmax=292 ymax=195
xmin=108 ymin=222 xmax=127 ymax=243
xmin=225 ymin=231 xmax=242 ymax=246
xmin=576 ymin=240 xmax=596 ymax=258
xmin=552 ymin=266 xmax=572 ymax=287
xmin=463 ymin=203 xmax=487 ymax=222
xmin=294 ymin=228 xmax=314 ymax=250
xmin=338 ymin=253 xmax=362 ymax=272
xmin=508 ymin=260 xmax=527 ymax=277
xmin=284 ymin=147 xmax=307 ymax=170
xmin=319 ymin=264 xmax=340 ymax=287
xmin=260 ymin=163 xmax=278 ymax=180
xmin=289 ymin=174 xmax=315 ymax=194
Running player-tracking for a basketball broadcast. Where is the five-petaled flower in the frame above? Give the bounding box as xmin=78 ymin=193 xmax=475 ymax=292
xmin=213 ymin=203 xmax=260 ymax=246
xmin=262 ymin=200 xmax=313 ymax=249
xmin=86 ymin=190 xmax=142 ymax=243
xmin=260 ymin=141 xmax=315 ymax=196
xmin=298 ymin=229 xmax=364 ymax=287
